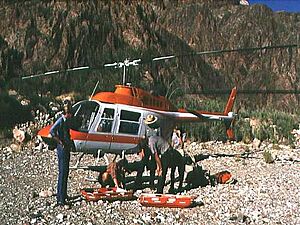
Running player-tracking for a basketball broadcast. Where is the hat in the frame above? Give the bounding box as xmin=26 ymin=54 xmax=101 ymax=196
xmin=144 ymin=114 xmax=158 ymax=125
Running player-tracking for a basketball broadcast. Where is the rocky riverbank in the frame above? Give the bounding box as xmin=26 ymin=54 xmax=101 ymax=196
xmin=1 ymin=138 xmax=300 ymax=225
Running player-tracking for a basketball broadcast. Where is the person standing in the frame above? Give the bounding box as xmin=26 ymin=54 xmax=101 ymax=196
xmin=147 ymin=135 xmax=173 ymax=193
xmin=134 ymin=115 xmax=160 ymax=189
xmin=142 ymin=115 xmax=182 ymax=193
xmin=171 ymin=128 xmax=182 ymax=149
xmin=50 ymin=100 xmax=73 ymax=207
xmin=171 ymin=126 xmax=187 ymax=150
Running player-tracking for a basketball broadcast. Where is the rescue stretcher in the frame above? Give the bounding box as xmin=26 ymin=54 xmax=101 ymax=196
xmin=80 ymin=187 xmax=134 ymax=202
xmin=138 ymin=193 xmax=196 ymax=208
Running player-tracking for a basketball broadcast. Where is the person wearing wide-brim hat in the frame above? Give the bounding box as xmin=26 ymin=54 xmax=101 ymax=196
xmin=144 ymin=114 xmax=160 ymax=138
xmin=137 ymin=114 xmax=174 ymax=192
xmin=144 ymin=114 xmax=157 ymax=124
xmin=134 ymin=114 xmax=161 ymax=190
xmin=144 ymin=114 xmax=160 ymax=127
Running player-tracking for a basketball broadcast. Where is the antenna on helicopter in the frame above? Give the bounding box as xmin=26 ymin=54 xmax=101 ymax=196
xmin=104 ymin=58 xmax=141 ymax=85
xmin=90 ymin=80 xmax=100 ymax=100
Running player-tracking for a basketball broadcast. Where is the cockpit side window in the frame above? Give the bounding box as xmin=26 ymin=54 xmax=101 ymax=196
xmin=118 ymin=110 xmax=141 ymax=135
xmin=71 ymin=101 xmax=99 ymax=132
xmin=97 ymin=108 xmax=115 ymax=133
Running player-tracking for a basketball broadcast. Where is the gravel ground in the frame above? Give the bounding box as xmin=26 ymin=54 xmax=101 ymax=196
xmin=1 ymin=139 xmax=300 ymax=225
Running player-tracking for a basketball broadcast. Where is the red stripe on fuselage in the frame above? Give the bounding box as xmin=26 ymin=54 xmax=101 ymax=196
xmin=71 ymin=130 xmax=141 ymax=144
xmin=38 ymin=125 xmax=142 ymax=144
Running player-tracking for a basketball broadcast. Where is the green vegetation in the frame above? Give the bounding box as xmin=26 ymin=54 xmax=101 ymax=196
xmin=176 ymin=98 xmax=299 ymax=145
xmin=0 ymin=94 xmax=32 ymax=129
xmin=263 ymin=150 xmax=275 ymax=163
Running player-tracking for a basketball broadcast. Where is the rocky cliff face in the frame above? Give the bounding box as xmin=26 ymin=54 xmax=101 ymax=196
xmin=0 ymin=0 xmax=299 ymax=109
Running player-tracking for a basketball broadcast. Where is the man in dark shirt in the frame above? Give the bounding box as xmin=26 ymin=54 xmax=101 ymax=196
xmin=50 ymin=100 xmax=73 ymax=207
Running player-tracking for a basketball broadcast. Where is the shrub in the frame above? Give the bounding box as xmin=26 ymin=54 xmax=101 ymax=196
xmin=175 ymin=99 xmax=299 ymax=145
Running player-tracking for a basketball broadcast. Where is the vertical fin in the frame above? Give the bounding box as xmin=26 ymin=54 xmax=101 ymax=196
xmin=224 ymin=87 xmax=237 ymax=115
xmin=224 ymin=87 xmax=237 ymax=141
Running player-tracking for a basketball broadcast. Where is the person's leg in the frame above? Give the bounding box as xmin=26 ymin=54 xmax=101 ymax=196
xmin=169 ymin=166 xmax=176 ymax=193
xmin=157 ymin=166 xmax=167 ymax=193
xmin=157 ymin=153 xmax=169 ymax=194
xmin=148 ymin=155 xmax=156 ymax=187
xmin=62 ymin=149 xmax=70 ymax=202
xmin=56 ymin=144 xmax=65 ymax=204
xmin=136 ymin=147 xmax=155 ymax=188
xmin=172 ymin=150 xmax=185 ymax=192
xmin=177 ymin=162 xmax=185 ymax=191
xmin=131 ymin=156 xmax=148 ymax=190
xmin=135 ymin=158 xmax=147 ymax=187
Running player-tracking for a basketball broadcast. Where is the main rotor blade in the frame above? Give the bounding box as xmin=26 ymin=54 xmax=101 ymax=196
xmin=193 ymin=44 xmax=298 ymax=56
xmin=103 ymin=43 xmax=298 ymax=67
xmin=22 ymin=66 xmax=90 ymax=80
xmin=20 ymin=43 xmax=298 ymax=80
xmin=148 ymin=43 xmax=298 ymax=63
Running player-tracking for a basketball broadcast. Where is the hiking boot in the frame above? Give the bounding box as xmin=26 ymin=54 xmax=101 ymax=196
xmin=53 ymin=201 xmax=71 ymax=209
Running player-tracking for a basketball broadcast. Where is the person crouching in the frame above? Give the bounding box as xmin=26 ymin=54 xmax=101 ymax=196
xmin=98 ymin=158 xmax=129 ymax=190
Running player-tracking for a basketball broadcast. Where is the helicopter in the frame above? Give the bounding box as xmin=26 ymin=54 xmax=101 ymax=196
xmin=22 ymin=43 xmax=297 ymax=166
xmin=36 ymin=73 xmax=236 ymax=153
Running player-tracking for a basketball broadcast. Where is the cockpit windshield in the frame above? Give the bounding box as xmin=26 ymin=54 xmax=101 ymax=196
xmin=71 ymin=101 xmax=100 ymax=132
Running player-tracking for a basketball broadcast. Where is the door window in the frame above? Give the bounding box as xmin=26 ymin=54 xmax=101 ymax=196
xmin=97 ymin=108 xmax=115 ymax=133
xmin=71 ymin=101 xmax=99 ymax=132
xmin=118 ymin=110 xmax=141 ymax=135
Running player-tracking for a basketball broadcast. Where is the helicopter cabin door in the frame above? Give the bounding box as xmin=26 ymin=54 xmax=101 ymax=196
xmin=109 ymin=107 xmax=142 ymax=154
xmin=84 ymin=105 xmax=116 ymax=152
xmin=71 ymin=101 xmax=116 ymax=153
xmin=71 ymin=100 xmax=101 ymax=153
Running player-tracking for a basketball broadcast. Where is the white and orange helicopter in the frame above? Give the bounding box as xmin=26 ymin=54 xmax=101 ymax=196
xmin=22 ymin=44 xmax=296 ymax=166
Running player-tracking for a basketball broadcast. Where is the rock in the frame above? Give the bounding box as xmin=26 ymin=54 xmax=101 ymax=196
xmin=12 ymin=127 xmax=25 ymax=143
xmin=56 ymin=213 xmax=64 ymax=221
xmin=263 ymin=150 xmax=275 ymax=163
xmin=252 ymin=138 xmax=261 ymax=149
xmin=10 ymin=143 xmax=22 ymax=152
xmin=39 ymin=190 xmax=53 ymax=198
xmin=31 ymin=191 xmax=39 ymax=199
